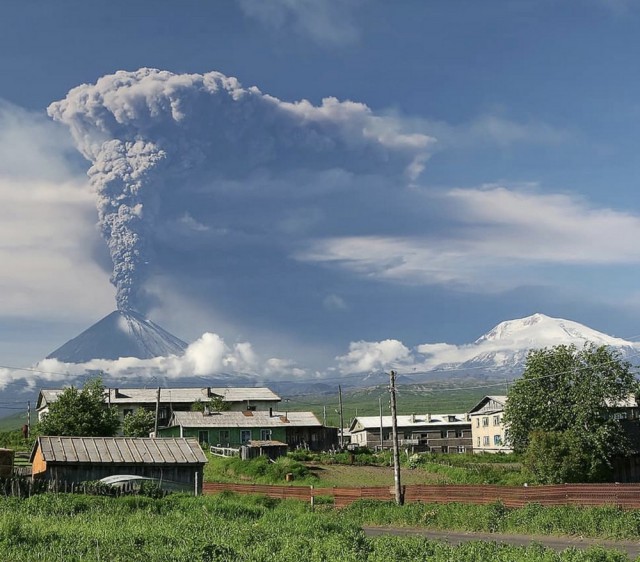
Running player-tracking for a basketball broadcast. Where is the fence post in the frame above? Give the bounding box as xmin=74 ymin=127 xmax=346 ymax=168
xmin=310 ymin=485 xmax=314 ymax=511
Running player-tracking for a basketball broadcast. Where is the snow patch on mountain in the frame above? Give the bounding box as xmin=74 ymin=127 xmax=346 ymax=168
xmin=414 ymin=313 xmax=640 ymax=374
xmin=47 ymin=310 xmax=188 ymax=362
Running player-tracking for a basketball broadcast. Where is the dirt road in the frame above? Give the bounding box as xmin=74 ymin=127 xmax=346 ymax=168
xmin=363 ymin=526 xmax=640 ymax=559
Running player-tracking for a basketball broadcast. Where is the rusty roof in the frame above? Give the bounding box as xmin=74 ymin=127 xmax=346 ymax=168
xmin=30 ymin=436 xmax=207 ymax=465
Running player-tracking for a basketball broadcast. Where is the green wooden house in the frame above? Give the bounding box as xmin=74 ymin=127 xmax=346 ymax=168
xmin=158 ymin=409 xmax=335 ymax=451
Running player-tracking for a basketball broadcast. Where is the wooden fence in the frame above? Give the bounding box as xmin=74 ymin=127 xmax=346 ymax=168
xmin=202 ymin=482 xmax=640 ymax=509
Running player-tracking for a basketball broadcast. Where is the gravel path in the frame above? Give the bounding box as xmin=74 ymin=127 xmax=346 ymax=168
xmin=362 ymin=526 xmax=640 ymax=559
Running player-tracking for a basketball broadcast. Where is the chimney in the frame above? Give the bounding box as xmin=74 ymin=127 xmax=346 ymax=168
xmin=411 ymin=413 xmax=415 ymax=423
xmin=269 ymin=407 xmax=273 ymax=417
xmin=427 ymin=413 xmax=431 ymax=422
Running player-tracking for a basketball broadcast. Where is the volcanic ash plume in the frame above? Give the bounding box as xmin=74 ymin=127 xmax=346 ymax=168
xmin=48 ymin=68 xmax=432 ymax=312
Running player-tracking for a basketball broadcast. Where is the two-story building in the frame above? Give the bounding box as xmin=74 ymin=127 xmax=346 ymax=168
xmin=468 ymin=395 xmax=512 ymax=453
xmin=349 ymin=413 xmax=472 ymax=453
xmin=36 ymin=386 xmax=282 ymax=430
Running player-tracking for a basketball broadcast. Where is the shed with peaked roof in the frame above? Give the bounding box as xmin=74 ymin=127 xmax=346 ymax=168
xmin=30 ymin=436 xmax=207 ymax=492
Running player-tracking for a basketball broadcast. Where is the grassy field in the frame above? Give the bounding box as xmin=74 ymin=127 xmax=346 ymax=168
xmin=204 ymin=450 xmax=530 ymax=487
xmin=0 ymin=493 xmax=632 ymax=561
xmin=286 ymin=380 xmax=507 ymax=427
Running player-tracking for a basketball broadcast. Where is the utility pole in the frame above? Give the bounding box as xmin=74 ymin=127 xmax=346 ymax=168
xmin=154 ymin=386 xmax=161 ymax=437
xmin=389 ymin=370 xmax=403 ymax=505
xmin=379 ymin=396 xmax=384 ymax=450
xmin=27 ymin=401 xmax=31 ymax=438
xmin=323 ymin=405 xmax=327 ymax=426
xmin=338 ymin=385 xmax=344 ymax=449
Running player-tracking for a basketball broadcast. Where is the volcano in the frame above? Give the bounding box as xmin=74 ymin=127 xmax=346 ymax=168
xmin=46 ymin=310 xmax=188 ymax=363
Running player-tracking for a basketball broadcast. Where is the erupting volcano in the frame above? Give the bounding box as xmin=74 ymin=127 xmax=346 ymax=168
xmin=46 ymin=309 xmax=188 ymax=363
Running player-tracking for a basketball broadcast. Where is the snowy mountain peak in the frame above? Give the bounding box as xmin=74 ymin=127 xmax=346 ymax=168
xmin=46 ymin=310 xmax=188 ymax=363
xmin=474 ymin=313 xmax=633 ymax=349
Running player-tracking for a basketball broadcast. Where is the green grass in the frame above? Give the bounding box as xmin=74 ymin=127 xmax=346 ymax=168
xmin=204 ymin=453 xmax=319 ymax=485
xmin=0 ymin=412 xmax=29 ymax=432
xmin=0 ymin=493 xmax=632 ymax=561
xmin=341 ymin=500 xmax=640 ymax=541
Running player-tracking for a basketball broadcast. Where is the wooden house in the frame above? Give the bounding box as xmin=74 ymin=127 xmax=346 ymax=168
xmin=30 ymin=436 xmax=207 ymax=492
xmin=158 ymin=409 xmax=337 ymax=451
xmin=349 ymin=413 xmax=472 ymax=453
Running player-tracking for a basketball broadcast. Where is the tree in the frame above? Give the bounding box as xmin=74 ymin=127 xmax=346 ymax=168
xmin=122 ymin=408 xmax=156 ymax=437
xmin=503 ymin=344 xmax=639 ymax=482
xmin=36 ymin=378 xmax=120 ymax=437
xmin=190 ymin=396 xmax=230 ymax=414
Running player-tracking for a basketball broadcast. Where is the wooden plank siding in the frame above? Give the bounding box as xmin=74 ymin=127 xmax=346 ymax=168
xmin=203 ymin=482 xmax=640 ymax=509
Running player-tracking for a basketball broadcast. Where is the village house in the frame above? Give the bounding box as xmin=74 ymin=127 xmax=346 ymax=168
xmin=468 ymin=396 xmax=512 ymax=453
xmin=349 ymin=413 xmax=472 ymax=453
xmin=36 ymin=386 xmax=282 ymax=429
xmin=158 ymin=409 xmax=337 ymax=452
xmin=30 ymin=436 xmax=207 ymax=492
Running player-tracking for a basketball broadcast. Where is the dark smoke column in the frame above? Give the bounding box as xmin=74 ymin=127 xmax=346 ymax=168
xmin=48 ymin=68 xmax=431 ymax=312
xmin=89 ymin=139 xmax=166 ymax=311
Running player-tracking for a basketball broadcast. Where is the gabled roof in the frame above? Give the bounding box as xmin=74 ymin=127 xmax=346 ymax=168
xmin=36 ymin=389 xmax=65 ymax=410
xmin=30 ymin=436 xmax=207 ymax=465
xmin=169 ymin=410 xmax=322 ymax=428
xmin=107 ymin=387 xmax=281 ymax=404
xmin=349 ymin=413 xmax=470 ymax=432
xmin=468 ymin=395 xmax=508 ymax=415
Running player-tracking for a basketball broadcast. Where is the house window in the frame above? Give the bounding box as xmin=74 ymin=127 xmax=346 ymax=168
xmin=493 ymin=415 xmax=500 ymax=426
xmin=123 ymin=408 xmax=134 ymax=417
xmin=476 ymin=437 xmax=480 ymax=447
xmin=448 ymin=415 xmax=456 ymax=422
xmin=260 ymin=429 xmax=272 ymax=440
xmin=493 ymin=435 xmax=502 ymax=446
xmin=440 ymin=430 xmax=447 ymax=439
xmin=483 ymin=436 xmax=489 ymax=446
xmin=441 ymin=446 xmax=448 ymax=453
xmin=457 ymin=446 xmax=465 ymax=453
xmin=198 ymin=430 xmax=209 ymax=445
xmin=476 ymin=418 xmax=480 ymax=427
xmin=219 ymin=430 xmax=230 ymax=444
xmin=482 ymin=417 xmax=489 ymax=427
xmin=241 ymin=430 xmax=251 ymax=444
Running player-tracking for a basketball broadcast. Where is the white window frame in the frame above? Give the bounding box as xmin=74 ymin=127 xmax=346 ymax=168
xmin=260 ymin=429 xmax=272 ymax=441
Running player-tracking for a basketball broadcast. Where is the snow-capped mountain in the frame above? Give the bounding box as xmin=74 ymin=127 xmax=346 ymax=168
xmin=46 ymin=309 xmax=188 ymax=363
xmin=414 ymin=313 xmax=640 ymax=378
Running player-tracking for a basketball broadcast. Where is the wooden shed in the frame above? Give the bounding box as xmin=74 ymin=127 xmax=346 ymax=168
xmin=30 ymin=436 xmax=207 ymax=492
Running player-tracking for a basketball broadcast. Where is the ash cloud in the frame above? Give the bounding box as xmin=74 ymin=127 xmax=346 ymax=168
xmin=48 ymin=68 xmax=432 ymax=313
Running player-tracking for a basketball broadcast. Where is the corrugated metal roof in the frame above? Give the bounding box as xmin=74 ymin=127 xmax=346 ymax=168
xmin=31 ymin=437 xmax=207 ymax=465
xmin=170 ymin=410 xmax=322 ymax=428
xmin=351 ymin=414 xmax=470 ymax=431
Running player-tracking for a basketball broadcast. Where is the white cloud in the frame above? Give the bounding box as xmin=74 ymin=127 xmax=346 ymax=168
xmin=387 ymin=111 xmax=571 ymax=151
xmin=298 ymin=186 xmax=640 ymax=291
xmin=0 ymin=102 xmax=113 ymax=320
xmin=0 ymin=331 xmax=297 ymax=390
xmin=336 ymin=339 xmax=412 ymax=375
xmin=237 ymin=0 xmax=364 ymax=47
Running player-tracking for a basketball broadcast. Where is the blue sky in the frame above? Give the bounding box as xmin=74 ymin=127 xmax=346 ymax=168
xmin=2 ymin=0 xmax=640 ymax=381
